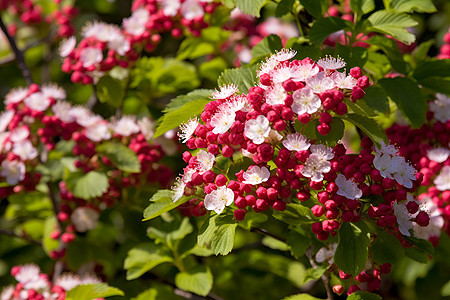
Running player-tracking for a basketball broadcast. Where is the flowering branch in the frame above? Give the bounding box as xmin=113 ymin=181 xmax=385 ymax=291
xmin=306 ymin=247 xmax=333 ymax=300
xmin=0 ymin=229 xmax=42 ymax=245
xmin=0 ymin=15 xmax=33 ymax=85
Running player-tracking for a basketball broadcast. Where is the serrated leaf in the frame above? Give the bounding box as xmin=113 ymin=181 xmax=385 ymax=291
xmin=340 ymin=113 xmax=387 ymax=147
xmin=347 ymin=291 xmax=382 ymax=300
xmin=273 ymin=203 xmax=317 ymax=225
xmin=367 ymin=11 xmax=418 ymax=45
xmin=234 ymin=0 xmax=266 ymax=17
xmin=276 ymin=0 xmax=295 ymax=17
xmin=66 ymin=283 xmax=124 ymax=300
xmin=251 ymin=35 xmax=282 ymax=64
xmin=42 ymin=216 xmax=59 ymax=255
xmin=371 ymin=230 xmax=404 ymax=264
xmin=315 ymin=117 xmax=344 ymax=147
xmin=403 ymin=236 xmax=435 ymax=256
xmin=124 ymin=243 xmax=173 ymax=280
xmin=413 ymin=59 xmax=450 ymax=80
xmin=362 ymin=85 xmax=389 ymax=113
xmin=143 ymin=190 xmax=191 ymax=221
xmin=282 ymin=294 xmax=325 ymax=300
xmin=441 ymin=280 xmax=450 ymax=296
xmin=154 ymin=98 xmax=210 ymax=138
xmin=390 ymin=0 xmax=436 ymax=13
xmin=302 ymin=266 xmax=327 ymax=284
xmin=65 ymin=171 xmax=109 ymax=200
xmin=333 ymin=44 xmax=368 ymax=69
xmin=299 ymin=0 xmax=323 ymax=19
xmin=198 ymin=215 xmax=218 ymax=247
xmin=405 ymin=247 xmax=430 ymax=263
xmin=309 ymin=17 xmax=352 ymax=46
xmin=131 ymin=284 xmax=184 ymax=300
xmin=334 ymin=222 xmax=370 ymax=275
xmin=211 ymin=223 xmax=237 ymax=255
xmin=287 ymin=231 xmax=310 ymax=258
xmin=262 ymin=236 xmax=289 ymax=251
xmin=366 ymin=35 xmax=409 ymax=74
xmin=96 ymin=76 xmax=124 ymax=108
xmin=378 ymin=77 xmax=426 ymax=128
xmin=175 ymin=266 xmax=213 ymax=297
xmin=96 ymin=142 xmax=141 ymax=173
xmin=199 ymin=58 xmax=228 ymax=81
xmin=218 ymin=65 xmax=258 ymax=94
xmin=350 ymin=0 xmax=375 ymax=16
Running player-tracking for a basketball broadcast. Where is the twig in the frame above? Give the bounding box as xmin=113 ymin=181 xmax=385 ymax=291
xmin=250 ymin=227 xmax=286 ymax=243
xmin=47 ymin=183 xmax=63 ymax=231
xmin=0 ymin=229 xmax=42 ymax=245
xmin=306 ymin=247 xmax=333 ymax=300
xmin=0 ymin=15 xmax=33 ymax=85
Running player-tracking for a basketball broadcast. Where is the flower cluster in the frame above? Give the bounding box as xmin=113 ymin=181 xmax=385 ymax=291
xmin=0 ymin=83 xmax=174 ymax=258
xmin=0 ymin=264 xmax=102 ymax=300
xmin=386 ymin=93 xmax=450 ymax=240
xmin=438 ymin=28 xmax=450 ymax=59
xmin=1 ymin=0 xmax=77 ymax=38
xmin=60 ymin=0 xmax=219 ymax=84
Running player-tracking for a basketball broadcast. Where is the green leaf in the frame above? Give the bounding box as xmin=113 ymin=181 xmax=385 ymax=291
xmin=154 ymin=98 xmax=210 ymax=138
xmin=287 ymin=231 xmax=310 ymax=258
xmin=441 ymin=280 xmax=450 ymax=296
xmin=199 ymin=58 xmax=228 ymax=82
xmin=124 ymin=243 xmax=173 ymax=280
xmin=378 ymin=77 xmax=426 ymax=128
xmin=412 ymin=59 xmax=450 ymax=94
xmin=262 ymin=236 xmax=289 ymax=251
xmin=276 ymin=0 xmax=295 ymax=17
xmin=42 ymin=216 xmax=59 ymax=255
xmin=390 ymin=0 xmax=436 ymax=13
xmin=198 ymin=215 xmax=219 ymax=247
xmin=364 ymin=51 xmax=391 ymax=80
xmin=315 ymin=117 xmax=345 ymax=147
xmin=131 ymin=284 xmax=184 ymax=300
xmin=366 ymin=35 xmax=409 ymax=74
xmin=299 ymin=0 xmax=323 ymax=19
xmin=362 ymin=85 xmax=389 ymax=113
xmin=96 ymin=76 xmax=124 ymax=108
xmin=367 ymin=11 xmax=418 ymax=45
xmin=302 ymin=266 xmax=327 ymax=284
xmin=65 ymin=171 xmax=109 ymax=200
xmin=66 ymin=283 xmax=124 ymax=300
xmin=218 ymin=64 xmax=258 ymax=94
xmin=163 ymin=89 xmax=213 ymax=113
xmin=282 ymin=294 xmax=325 ymax=300
xmin=234 ymin=0 xmax=267 ymax=17
xmin=289 ymin=44 xmax=322 ymax=61
xmin=333 ymin=44 xmax=368 ymax=69
xmin=411 ymin=40 xmax=434 ymax=62
xmin=371 ymin=230 xmax=404 ymax=264
xmin=405 ymin=247 xmax=430 ymax=263
xmin=177 ymin=27 xmax=230 ymax=60
xmin=211 ymin=223 xmax=237 ymax=255
xmin=347 ymin=291 xmax=382 ymax=300
xmin=350 ymin=0 xmax=375 ymax=16
xmin=309 ymin=17 xmax=352 ymax=46
xmin=143 ymin=190 xmax=191 ymax=221
xmin=403 ymin=236 xmax=435 ymax=256
xmin=251 ymin=35 xmax=283 ymax=64
xmin=175 ymin=266 xmax=213 ymax=297
xmin=340 ymin=113 xmax=388 ymax=147
xmin=334 ymin=222 xmax=370 ymax=275
xmin=273 ymin=203 xmax=317 ymax=225
xmin=96 ymin=142 xmax=141 ymax=173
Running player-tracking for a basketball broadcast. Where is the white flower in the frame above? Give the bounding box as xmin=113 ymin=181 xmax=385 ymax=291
xmin=211 ymin=111 xmax=236 ymax=134
xmin=291 ymin=62 xmax=319 ymax=82
xmin=4 ymin=87 xmax=28 ymax=105
xmin=331 ymin=71 xmax=357 ymax=89
xmin=317 ymin=56 xmax=346 ymax=70
xmin=172 ymin=176 xmax=187 ymax=202
xmin=14 ymin=264 xmax=41 ymax=284
xmin=181 ymin=0 xmax=204 ymax=20
xmin=0 ymin=133 xmax=11 ymax=154
xmin=24 ymin=92 xmax=51 ymax=111
xmin=305 ymin=72 xmax=335 ymax=93
xmin=412 ymin=197 xmax=444 ymax=240
xmin=10 ymin=126 xmax=30 ymax=142
xmin=71 ymin=207 xmax=100 ymax=232
xmin=242 ymin=166 xmax=270 ymax=185
xmin=123 ymin=8 xmax=149 ymax=36
xmin=393 ymin=199 xmax=415 ymax=236
xmin=273 ymin=48 xmax=297 ymax=62
xmin=52 ymin=101 xmax=75 ymax=123
xmin=434 ymin=165 xmax=450 ymax=191
xmin=70 ymin=107 xmax=100 ymax=127
xmin=160 ymin=0 xmax=181 ymax=16
xmin=429 ymin=93 xmax=450 ymax=123
xmin=282 ymin=133 xmax=310 ymax=151
xmin=55 ymin=274 xmax=81 ymax=291
xmin=79 ymin=47 xmax=103 ymax=68
xmin=264 ymin=84 xmax=287 ymax=105
xmin=85 ymin=122 xmax=111 ymax=142
xmin=0 ymin=110 xmax=14 ymax=133
xmin=0 ymin=286 xmax=14 ymax=300
xmin=108 ymin=33 xmax=130 ymax=56
xmin=271 ymin=65 xmax=295 ymax=84
xmin=42 ymin=83 xmax=66 ymax=100
xmin=301 ymin=153 xmax=331 ymax=182
xmin=179 ymin=118 xmax=198 ymax=143
xmin=373 ymin=153 xmax=395 ymax=179
xmin=310 ymin=144 xmax=334 ymax=161
xmin=12 ymin=140 xmax=38 ymax=160
xmin=335 ymin=174 xmax=362 ymax=200
xmin=267 ymin=129 xmax=283 ymax=144
xmin=427 ymin=147 xmax=449 ymax=163
xmin=258 ymin=55 xmax=279 ymax=76
xmin=375 ymin=141 xmax=398 ymax=156
xmin=315 ymin=243 xmax=337 ymax=264
xmin=196 ymin=150 xmax=215 ymax=174
xmin=138 ymin=117 xmax=155 ymax=141
xmin=211 ymin=84 xmax=238 ymax=100
xmin=292 ymin=87 xmax=321 ymax=115
xmin=393 ymin=160 xmax=416 ymax=189
xmin=204 ymin=185 xmax=234 ymax=214
xmin=0 ymin=160 xmax=26 ymax=185
xmin=113 ymin=116 xmax=140 ymax=136
xmin=244 ymin=115 xmax=271 ymax=145
xmin=59 ymin=36 xmax=76 ymax=57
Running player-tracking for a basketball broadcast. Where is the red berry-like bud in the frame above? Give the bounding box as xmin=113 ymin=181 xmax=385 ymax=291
xmin=333 ymin=285 xmax=344 ymax=295
xmin=298 ymin=113 xmax=310 ymax=124
xmin=260 ymin=73 xmax=271 ymax=86
xmin=296 ymin=190 xmax=310 ymax=201
xmin=255 ymin=198 xmax=269 ymax=211
xmin=273 ymin=200 xmax=286 ymax=211
xmin=234 ymin=209 xmax=247 ymax=221
xmin=406 ymin=201 xmax=419 ymax=214
xmin=311 ymin=205 xmax=325 ymax=217
xmin=415 ymin=211 xmax=430 ymax=227
xmin=317 ymin=123 xmax=331 ymax=135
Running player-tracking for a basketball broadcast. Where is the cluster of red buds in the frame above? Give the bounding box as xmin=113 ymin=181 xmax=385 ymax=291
xmin=0 ymin=264 xmax=103 ymax=300
xmin=0 ymin=83 xmax=174 ymax=258
xmin=438 ymin=28 xmax=450 ymax=59
xmin=386 ymin=93 xmax=450 ymax=240
xmin=1 ymin=0 xmax=77 ymax=38
xmin=60 ymin=0 xmax=219 ymax=84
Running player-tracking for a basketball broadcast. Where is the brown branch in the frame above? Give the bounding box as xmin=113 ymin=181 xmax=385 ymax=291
xmin=306 ymin=247 xmax=333 ymax=300
xmin=250 ymin=227 xmax=286 ymax=243
xmin=0 ymin=229 xmax=42 ymax=245
xmin=0 ymin=15 xmax=33 ymax=85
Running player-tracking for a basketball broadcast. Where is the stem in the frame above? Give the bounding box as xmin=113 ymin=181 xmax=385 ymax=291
xmin=306 ymin=247 xmax=333 ymax=300
xmin=251 ymin=227 xmax=286 ymax=243
xmin=0 ymin=229 xmax=42 ymax=245
xmin=47 ymin=183 xmax=63 ymax=231
xmin=293 ymin=13 xmax=305 ymax=38
xmin=0 ymin=15 xmax=33 ymax=85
